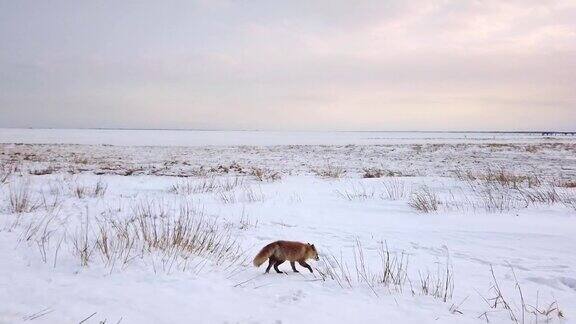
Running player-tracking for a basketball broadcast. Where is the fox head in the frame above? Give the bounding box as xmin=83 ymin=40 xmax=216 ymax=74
xmin=306 ymin=243 xmax=320 ymax=261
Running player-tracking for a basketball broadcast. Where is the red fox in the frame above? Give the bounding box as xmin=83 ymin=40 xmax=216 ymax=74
xmin=253 ymin=241 xmax=319 ymax=274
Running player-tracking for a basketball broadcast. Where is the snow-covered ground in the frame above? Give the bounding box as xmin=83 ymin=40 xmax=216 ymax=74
xmin=1 ymin=131 xmax=575 ymax=323
xmin=1 ymin=128 xmax=572 ymax=146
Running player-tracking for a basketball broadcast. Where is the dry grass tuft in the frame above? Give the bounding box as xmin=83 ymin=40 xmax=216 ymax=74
xmin=63 ymin=199 xmax=246 ymax=272
xmin=447 ymin=167 xmax=576 ymax=213
xmin=557 ymin=180 xmax=576 ymax=188
xmin=561 ymin=192 xmax=576 ymax=212
xmin=217 ymin=186 xmax=266 ymax=204
xmin=362 ymin=168 xmax=404 ymax=178
xmin=224 ymin=208 xmax=258 ymax=231
xmin=249 ymin=167 xmax=282 ymax=182
xmin=316 ymin=240 xmax=452 ymax=301
xmin=454 ymin=167 xmax=541 ymax=189
xmin=30 ymin=165 xmax=58 ymax=176
xmin=517 ymin=186 xmax=561 ymax=205
xmin=471 ymin=182 xmax=518 ymax=213
xmin=381 ymin=179 xmax=406 ymax=200
xmin=408 ymin=186 xmax=439 ymax=213
xmin=100 ymin=200 xmax=242 ymax=271
xmin=72 ymin=216 xmax=93 ymax=267
xmin=16 ymin=213 xmax=59 ymax=264
xmin=334 ymin=179 xmax=406 ymax=202
xmin=478 ymin=265 xmax=564 ymax=323
xmin=524 ymin=145 xmax=539 ymax=153
xmin=312 ymin=165 xmax=346 ymax=178
xmin=70 ymin=178 xmax=108 ymax=199
xmin=6 ymin=180 xmax=41 ymax=214
xmin=1 ymin=163 xmax=17 ymax=184
xmin=170 ymin=177 xmax=219 ymax=195
xmin=169 ymin=176 xmax=246 ymax=195
xmin=218 ymin=191 xmax=237 ymax=204
xmin=334 ymin=183 xmax=376 ymax=201
xmin=416 ymin=263 xmax=454 ymax=302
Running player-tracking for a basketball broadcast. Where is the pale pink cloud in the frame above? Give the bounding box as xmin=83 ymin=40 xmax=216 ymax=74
xmin=0 ymin=0 xmax=574 ymax=130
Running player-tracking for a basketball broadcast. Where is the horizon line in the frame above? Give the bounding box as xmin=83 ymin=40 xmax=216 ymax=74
xmin=0 ymin=126 xmax=575 ymax=134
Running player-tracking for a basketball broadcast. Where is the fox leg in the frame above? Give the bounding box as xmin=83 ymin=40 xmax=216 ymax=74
xmin=298 ymin=261 xmax=313 ymax=273
xmin=274 ymin=260 xmax=285 ymax=274
xmin=265 ymin=257 xmax=275 ymax=273
xmin=290 ymin=261 xmax=299 ymax=273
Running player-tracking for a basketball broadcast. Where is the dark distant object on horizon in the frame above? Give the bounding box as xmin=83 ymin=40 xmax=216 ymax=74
xmin=541 ymin=132 xmax=576 ymax=136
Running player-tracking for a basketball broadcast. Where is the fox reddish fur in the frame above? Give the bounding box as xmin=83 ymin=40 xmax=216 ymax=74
xmin=253 ymin=240 xmax=319 ymax=274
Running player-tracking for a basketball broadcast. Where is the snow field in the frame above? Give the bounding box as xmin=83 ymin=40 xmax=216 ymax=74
xmin=0 ymin=169 xmax=574 ymax=323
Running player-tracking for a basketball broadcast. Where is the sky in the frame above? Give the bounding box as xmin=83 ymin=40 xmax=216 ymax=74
xmin=1 ymin=0 xmax=575 ymax=131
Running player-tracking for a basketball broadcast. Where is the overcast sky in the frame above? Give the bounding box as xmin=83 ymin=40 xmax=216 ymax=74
xmin=1 ymin=1 xmax=575 ymax=131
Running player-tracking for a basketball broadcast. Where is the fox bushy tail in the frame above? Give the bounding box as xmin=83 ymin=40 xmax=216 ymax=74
xmin=253 ymin=243 xmax=277 ymax=267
